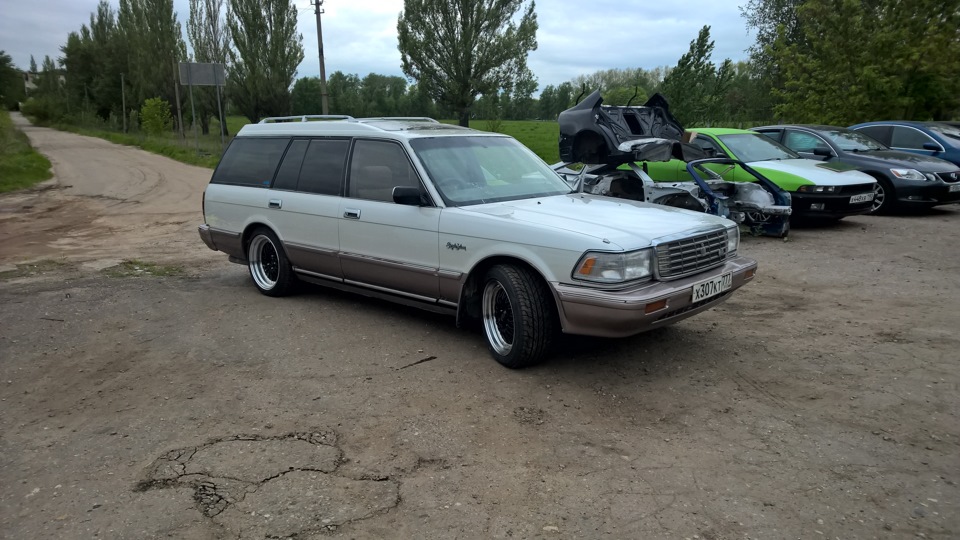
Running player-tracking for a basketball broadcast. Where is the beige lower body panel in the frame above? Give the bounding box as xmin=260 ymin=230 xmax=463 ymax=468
xmin=552 ymin=256 xmax=757 ymax=338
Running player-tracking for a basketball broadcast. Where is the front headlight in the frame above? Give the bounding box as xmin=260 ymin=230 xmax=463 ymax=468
xmin=726 ymin=225 xmax=739 ymax=257
xmin=573 ymin=249 xmax=653 ymax=284
xmin=890 ymin=168 xmax=929 ymax=181
xmin=797 ymin=185 xmax=838 ymax=193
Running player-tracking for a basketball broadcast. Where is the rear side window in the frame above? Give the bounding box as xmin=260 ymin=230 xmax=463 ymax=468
xmin=211 ymin=138 xmax=289 ymax=187
xmin=299 ymin=139 xmax=349 ymax=195
xmin=855 ymin=125 xmax=891 ymax=145
xmin=272 ymin=140 xmax=309 ymax=191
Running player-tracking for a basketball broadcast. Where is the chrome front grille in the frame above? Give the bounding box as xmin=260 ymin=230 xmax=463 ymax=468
xmin=655 ymin=229 xmax=728 ymax=279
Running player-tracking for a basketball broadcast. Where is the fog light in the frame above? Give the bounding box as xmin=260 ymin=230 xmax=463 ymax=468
xmin=644 ymin=299 xmax=668 ymax=314
xmin=810 ymin=203 xmax=826 ymax=210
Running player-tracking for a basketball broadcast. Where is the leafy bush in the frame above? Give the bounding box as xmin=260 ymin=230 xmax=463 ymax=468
xmin=19 ymin=95 xmax=68 ymax=124
xmin=140 ymin=98 xmax=172 ymax=136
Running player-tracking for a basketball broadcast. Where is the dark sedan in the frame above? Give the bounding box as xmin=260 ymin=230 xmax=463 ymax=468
xmin=849 ymin=121 xmax=960 ymax=167
xmin=752 ymin=125 xmax=960 ymax=213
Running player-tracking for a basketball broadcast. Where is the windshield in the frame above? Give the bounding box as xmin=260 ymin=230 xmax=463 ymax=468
xmin=717 ymin=133 xmax=800 ymax=162
xmin=821 ymin=128 xmax=886 ymax=151
xmin=410 ymin=136 xmax=573 ymax=206
xmin=928 ymin=123 xmax=960 ymax=148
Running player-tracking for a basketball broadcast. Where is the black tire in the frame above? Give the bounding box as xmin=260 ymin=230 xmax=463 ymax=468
xmin=870 ymin=178 xmax=895 ymax=214
xmin=480 ymin=264 xmax=556 ymax=368
xmin=246 ymin=228 xmax=297 ymax=297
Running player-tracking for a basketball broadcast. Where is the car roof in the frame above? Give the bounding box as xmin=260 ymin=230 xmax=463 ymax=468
xmin=236 ymin=116 xmax=503 ymax=139
xmin=753 ymin=124 xmax=848 ymax=132
xmin=851 ymin=120 xmax=929 ymax=128
xmin=688 ymin=127 xmax=755 ymax=136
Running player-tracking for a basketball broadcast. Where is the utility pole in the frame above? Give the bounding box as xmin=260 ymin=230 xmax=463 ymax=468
xmin=121 ymin=73 xmax=127 ymax=133
xmin=312 ymin=0 xmax=329 ymax=114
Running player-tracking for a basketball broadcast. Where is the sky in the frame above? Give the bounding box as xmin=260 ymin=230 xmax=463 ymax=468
xmin=0 ymin=0 xmax=757 ymax=91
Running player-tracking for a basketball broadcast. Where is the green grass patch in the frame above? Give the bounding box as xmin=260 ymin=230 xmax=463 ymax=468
xmin=101 ymin=259 xmax=184 ymax=278
xmin=0 ymin=259 xmax=71 ymax=280
xmin=0 ymin=110 xmax=53 ymax=193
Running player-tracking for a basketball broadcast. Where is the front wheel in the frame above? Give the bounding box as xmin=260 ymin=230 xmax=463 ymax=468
xmin=481 ymin=265 xmax=556 ymax=369
xmin=246 ymin=228 xmax=297 ymax=297
xmin=870 ymin=179 xmax=895 ymax=214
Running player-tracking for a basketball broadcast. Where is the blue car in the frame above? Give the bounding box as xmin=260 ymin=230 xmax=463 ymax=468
xmin=849 ymin=121 xmax=960 ymax=167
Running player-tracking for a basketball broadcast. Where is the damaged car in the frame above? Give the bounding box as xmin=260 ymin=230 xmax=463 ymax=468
xmin=557 ymin=91 xmax=792 ymax=236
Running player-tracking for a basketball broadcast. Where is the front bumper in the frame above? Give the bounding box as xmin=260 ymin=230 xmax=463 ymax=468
xmin=551 ymin=256 xmax=757 ymax=338
xmin=893 ymin=180 xmax=960 ymax=206
xmin=790 ymin=190 xmax=874 ymax=218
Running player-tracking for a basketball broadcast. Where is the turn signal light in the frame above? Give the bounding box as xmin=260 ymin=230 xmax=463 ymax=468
xmin=644 ymin=299 xmax=668 ymax=314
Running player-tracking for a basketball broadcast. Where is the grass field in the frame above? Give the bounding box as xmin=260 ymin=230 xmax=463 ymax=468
xmin=0 ymin=110 xmax=53 ymax=193
xmin=38 ymin=115 xmax=562 ymax=171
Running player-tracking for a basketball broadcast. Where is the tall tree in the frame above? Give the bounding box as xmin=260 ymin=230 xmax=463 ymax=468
xmin=187 ymin=0 xmax=232 ymax=134
xmin=29 ymin=55 xmax=38 ymax=73
xmin=228 ymin=0 xmax=303 ymax=122
xmin=768 ymin=0 xmax=960 ymax=123
xmin=0 ymin=51 xmax=26 ymax=110
xmin=659 ymin=26 xmax=734 ymax=126
xmin=117 ymin=0 xmax=186 ymax=112
xmin=397 ymin=0 xmax=538 ymax=127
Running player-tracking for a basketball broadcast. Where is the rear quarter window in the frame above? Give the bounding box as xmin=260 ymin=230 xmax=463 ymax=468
xmin=211 ymin=137 xmax=290 ymax=187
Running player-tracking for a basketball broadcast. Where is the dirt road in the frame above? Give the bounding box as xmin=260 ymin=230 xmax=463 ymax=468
xmin=1 ymin=117 xmax=958 ymax=539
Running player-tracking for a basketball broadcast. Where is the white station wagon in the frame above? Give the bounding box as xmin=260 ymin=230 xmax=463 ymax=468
xmin=198 ymin=116 xmax=758 ymax=368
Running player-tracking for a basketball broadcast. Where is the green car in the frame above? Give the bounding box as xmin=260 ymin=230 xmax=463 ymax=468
xmin=642 ymin=128 xmax=878 ymax=219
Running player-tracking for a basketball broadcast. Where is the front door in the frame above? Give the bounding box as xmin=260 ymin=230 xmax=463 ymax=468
xmin=338 ymin=139 xmax=441 ymax=301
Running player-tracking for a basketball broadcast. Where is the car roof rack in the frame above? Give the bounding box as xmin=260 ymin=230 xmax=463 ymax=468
xmin=259 ymin=115 xmax=355 ymax=124
xmin=357 ymin=117 xmax=440 ymax=124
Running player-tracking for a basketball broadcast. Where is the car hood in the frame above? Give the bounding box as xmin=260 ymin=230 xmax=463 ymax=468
xmin=462 ymin=194 xmax=731 ymax=250
xmin=843 ymin=149 xmax=959 ymax=172
xmin=751 ymin=158 xmax=876 ymax=186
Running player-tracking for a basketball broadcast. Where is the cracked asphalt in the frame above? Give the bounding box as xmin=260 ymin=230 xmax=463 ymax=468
xmin=1 ymin=117 xmax=959 ymax=539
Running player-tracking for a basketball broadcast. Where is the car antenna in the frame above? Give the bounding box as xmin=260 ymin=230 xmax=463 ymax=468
xmin=625 ymin=86 xmax=639 ymax=107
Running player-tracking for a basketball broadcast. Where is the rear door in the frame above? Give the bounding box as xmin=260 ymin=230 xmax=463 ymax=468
xmin=269 ymin=138 xmax=349 ymax=281
xmin=337 ymin=139 xmax=441 ymax=301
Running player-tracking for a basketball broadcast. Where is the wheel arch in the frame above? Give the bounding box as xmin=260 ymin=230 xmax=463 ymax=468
xmin=241 ymin=222 xmax=279 ymax=257
xmin=455 ymin=255 xmax=559 ymax=330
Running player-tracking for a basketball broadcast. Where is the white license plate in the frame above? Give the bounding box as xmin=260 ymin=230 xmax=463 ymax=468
xmin=692 ymin=272 xmax=733 ymax=302
xmin=850 ymin=193 xmax=874 ymax=203
xmin=949 ymin=184 xmax=960 ymax=193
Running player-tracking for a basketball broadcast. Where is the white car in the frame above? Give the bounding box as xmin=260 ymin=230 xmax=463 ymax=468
xmin=198 ymin=116 xmax=758 ymax=368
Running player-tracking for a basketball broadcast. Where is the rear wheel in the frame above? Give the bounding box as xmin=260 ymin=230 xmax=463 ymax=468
xmin=247 ymin=228 xmax=296 ymax=297
xmin=481 ymin=265 xmax=555 ymax=369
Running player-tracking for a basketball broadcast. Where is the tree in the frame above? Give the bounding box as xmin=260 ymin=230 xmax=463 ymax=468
xmin=187 ymin=0 xmax=232 ymax=134
xmin=117 ymin=0 xmax=186 ymax=113
xmin=291 ymin=76 xmax=323 ymax=115
xmin=29 ymin=55 xmax=38 ymax=73
xmin=0 ymin=51 xmax=26 ymax=110
xmin=768 ymin=0 xmax=960 ymax=123
xmin=659 ymin=26 xmax=734 ymax=126
xmin=397 ymin=0 xmax=538 ymax=127
xmin=228 ymin=0 xmax=303 ymax=122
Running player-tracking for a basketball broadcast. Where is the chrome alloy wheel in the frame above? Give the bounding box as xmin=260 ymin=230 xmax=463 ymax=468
xmin=482 ymin=279 xmax=515 ymax=356
xmin=871 ymin=182 xmax=885 ymax=213
xmin=248 ymin=234 xmax=280 ymax=291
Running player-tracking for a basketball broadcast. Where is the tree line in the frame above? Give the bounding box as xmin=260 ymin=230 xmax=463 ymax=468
xmin=5 ymin=0 xmax=958 ymax=135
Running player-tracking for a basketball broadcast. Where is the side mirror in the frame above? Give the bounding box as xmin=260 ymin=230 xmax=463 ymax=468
xmin=813 ymin=146 xmax=833 ymax=157
xmin=393 ymin=186 xmax=424 ymax=206
xmin=922 ymin=142 xmax=941 ymax=152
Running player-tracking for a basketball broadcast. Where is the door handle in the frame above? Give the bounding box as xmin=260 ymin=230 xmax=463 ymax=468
xmin=268 ymin=199 xmax=282 ymax=209
xmin=343 ymin=208 xmax=361 ymax=219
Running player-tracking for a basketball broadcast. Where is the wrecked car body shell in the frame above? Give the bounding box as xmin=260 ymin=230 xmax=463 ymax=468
xmin=556 ymin=91 xmax=792 ymax=237
xmin=554 ymin=159 xmax=792 ymax=238
xmin=559 ymin=91 xmax=691 ymax=165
